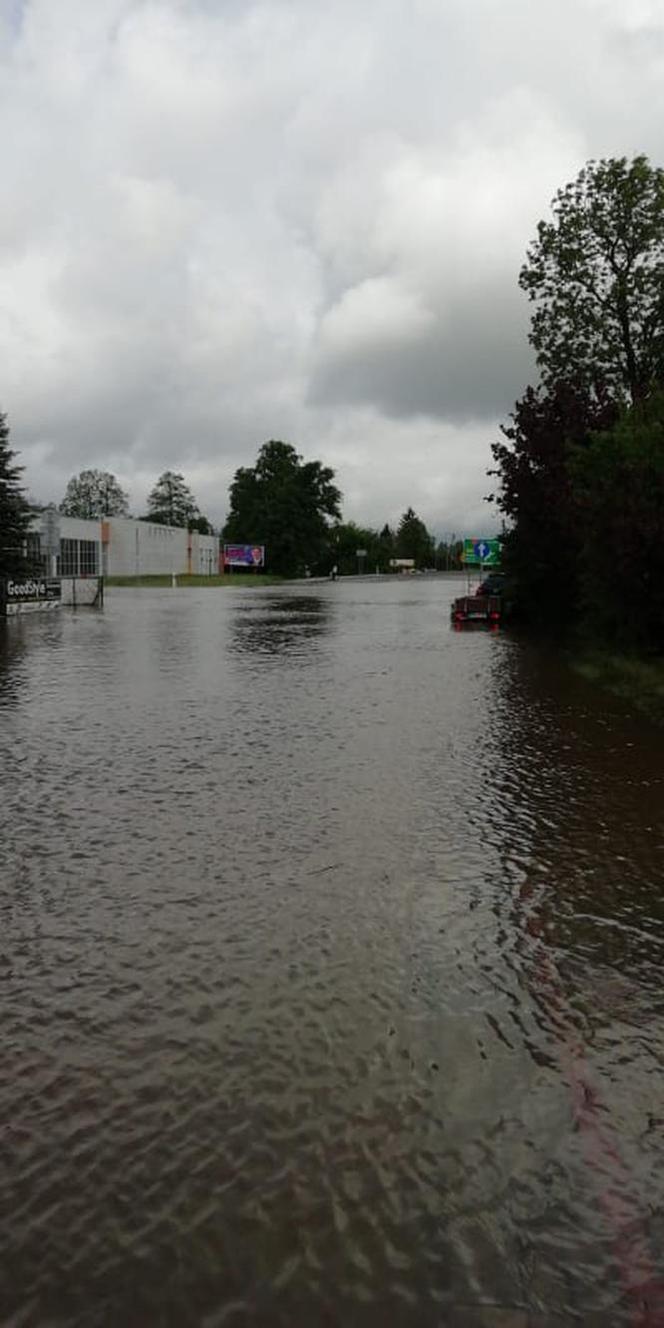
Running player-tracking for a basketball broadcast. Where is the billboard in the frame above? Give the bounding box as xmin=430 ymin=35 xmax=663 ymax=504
xmin=223 ymin=544 xmax=265 ymax=568
xmin=5 ymin=577 xmax=62 ymax=602
xmin=462 ymin=538 xmax=500 ymax=567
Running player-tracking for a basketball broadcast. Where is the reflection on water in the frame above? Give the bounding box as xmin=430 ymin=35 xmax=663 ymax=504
xmin=0 ymin=623 xmax=26 ymax=706
xmin=229 ymin=594 xmax=332 ymax=657
xmin=1 ymin=579 xmax=663 ymax=1327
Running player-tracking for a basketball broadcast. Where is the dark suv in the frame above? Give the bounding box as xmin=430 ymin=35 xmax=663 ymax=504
xmin=476 ymin=572 xmax=505 ymax=597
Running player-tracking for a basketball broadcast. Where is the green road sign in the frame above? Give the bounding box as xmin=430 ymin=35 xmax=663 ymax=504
xmin=462 ymin=538 xmax=500 ymax=567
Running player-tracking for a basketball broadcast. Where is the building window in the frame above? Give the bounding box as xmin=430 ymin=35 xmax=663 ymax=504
xmin=60 ymin=538 xmax=79 ymax=576
xmin=25 ymin=533 xmax=46 ymax=572
xmin=58 ymin=539 xmax=99 ymax=576
xmin=79 ymin=540 xmax=98 ymax=576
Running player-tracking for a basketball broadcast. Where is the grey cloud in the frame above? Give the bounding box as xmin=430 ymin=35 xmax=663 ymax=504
xmin=309 ymin=278 xmax=533 ymax=423
xmin=1 ymin=0 xmax=664 ymax=532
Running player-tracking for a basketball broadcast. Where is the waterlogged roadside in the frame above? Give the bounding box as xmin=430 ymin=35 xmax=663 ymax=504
xmin=105 ymin=572 xmax=285 ymax=587
xmin=1 ymin=578 xmax=663 ymax=1326
xmin=570 ymin=649 xmax=664 ymax=725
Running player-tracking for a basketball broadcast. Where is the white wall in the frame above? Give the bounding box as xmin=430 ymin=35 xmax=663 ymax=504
xmin=104 ymin=519 xmax=219 ymax=576
xmin=60 ymin=577 xmax=103 ymax=605
xmin=31 ymin=512 xmax=219 ymax=577
xmin=59 ymin=516 xmax=103 ymax=543
xmin=104 ymin=518 xmax=187 ymax=577
xmin=190 ymin=532 xmax=219 ymax=575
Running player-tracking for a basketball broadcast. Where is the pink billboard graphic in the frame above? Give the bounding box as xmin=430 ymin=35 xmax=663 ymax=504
xmin=224 ymin=544 xmax=265 ymax=568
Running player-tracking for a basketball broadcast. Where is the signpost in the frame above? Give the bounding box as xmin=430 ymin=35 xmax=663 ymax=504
xmin=40 ymin=507 xmax=60 ymax=575
xmin=462 ymin=538 xmax=500 ymax=568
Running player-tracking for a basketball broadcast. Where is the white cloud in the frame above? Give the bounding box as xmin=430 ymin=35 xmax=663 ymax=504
xmin=1 ymin=0 xmax=664 ymax=529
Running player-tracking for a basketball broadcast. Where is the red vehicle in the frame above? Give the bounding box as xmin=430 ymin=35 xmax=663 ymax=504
xmin=451 ymin=593 xmax=502 ymax=625
xmin=451 ymin=572 xmax=505 ymax=626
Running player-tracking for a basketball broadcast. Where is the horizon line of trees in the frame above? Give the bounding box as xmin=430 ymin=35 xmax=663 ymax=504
xmin=489 ymin=152 xmax=664 ymax=655
xmin=0 ymin=425 xmax=470 ymax=580
xmin=7 ymin=152 xmax=664 ymax=630
xmin=220 ymin=439 xmax=463 ymax=577
xmin=57 ymin=468 xmax=214 ymax=533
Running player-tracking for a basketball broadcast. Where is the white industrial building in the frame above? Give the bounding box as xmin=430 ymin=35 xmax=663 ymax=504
xmin=100 ymin=517 xmax=218 ymax=577
xmin=29 ymin=511 xmax=219 ymax=578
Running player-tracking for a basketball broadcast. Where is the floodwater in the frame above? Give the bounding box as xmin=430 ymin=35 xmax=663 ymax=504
xmin=1 ymin=576 xmax=663 ymax=1328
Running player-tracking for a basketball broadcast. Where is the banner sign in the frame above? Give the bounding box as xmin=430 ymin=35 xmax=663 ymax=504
xmin=462 ymin=538 xmax=500 ymax=567
xmin=5 ymin=577 xmax=62 ymax=602
xmin=224 ymin=544 xmax=265 ymax=568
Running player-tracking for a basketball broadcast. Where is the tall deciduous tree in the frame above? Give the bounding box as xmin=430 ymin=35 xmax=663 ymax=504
xmin=573 ymin=391 xmax=664 ymax=652
xmin=489 ymin=379 xmax=618 ymax=626
xmin=60 ymin=469 xmax=129 ymax=518
xmin=145 ymin=471 xmax=203 ymax=528
xmin=0 ymin=411 xmax=33 ymax=578
xmin=395 ymin=507 xmax=435 ymax=568
xmin=188 ymin=513 xmax=214 ymax=535
xmin=520 ymin=155 xmax=664 ymax=405
xmin=223 ymin=440 xmax=341 ymax=577
xmin=329 ymin=522 xmax=389 ymax=575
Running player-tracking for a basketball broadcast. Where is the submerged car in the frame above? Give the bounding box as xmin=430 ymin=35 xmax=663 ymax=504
xmin=451 ymin=572 xmax=506 ymax=626
xmin=476 ymin=573 xmax=506 ymax=597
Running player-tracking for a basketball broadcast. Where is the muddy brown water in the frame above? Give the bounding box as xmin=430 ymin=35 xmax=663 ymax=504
xmin=1 ymin=577 xmax=663 ymax=1327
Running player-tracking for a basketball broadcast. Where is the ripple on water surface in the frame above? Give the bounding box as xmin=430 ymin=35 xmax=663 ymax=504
xmin=1 ymin=580 xmax=664 ymax=1326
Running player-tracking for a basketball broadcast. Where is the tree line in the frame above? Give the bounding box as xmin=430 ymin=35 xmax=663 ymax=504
xmin=56 ymin=447 xmax=457 ymax=576
xmin=0 ymin=450 xmax=219 ymax=577
xmin=491 ymin=154 xmax=664 ymax=654
xmin=222 ymin=438 xmax=462 ymax=577
xmin=58 ymin=468 xmax=214 ymax=534
xmin=1 ymin=424 xmax=463 ymax=580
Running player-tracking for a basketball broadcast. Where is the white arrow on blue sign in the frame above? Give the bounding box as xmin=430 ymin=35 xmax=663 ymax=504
xmin=474 ymin=541 xmax=491 ymax=560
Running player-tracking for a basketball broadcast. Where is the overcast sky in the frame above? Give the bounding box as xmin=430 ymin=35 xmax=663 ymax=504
xmin=2 ymin=0 xmax=664 ymax=535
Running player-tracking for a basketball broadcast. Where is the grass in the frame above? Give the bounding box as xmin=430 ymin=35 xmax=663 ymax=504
xmin=105 ymin=573 xmax=285 ymax=588
xmin=570 ymin=647 xmax=664 ymax=724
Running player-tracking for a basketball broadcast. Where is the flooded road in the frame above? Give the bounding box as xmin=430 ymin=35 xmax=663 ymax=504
xmin=1 ymin=576 xmax=663 ymax=1327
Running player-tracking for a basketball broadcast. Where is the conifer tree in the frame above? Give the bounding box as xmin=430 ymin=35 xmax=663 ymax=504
xmin=145 ymin=471 xmax=201 ymax=528
xmin=0 ymin=411 xmax=33 ymax=579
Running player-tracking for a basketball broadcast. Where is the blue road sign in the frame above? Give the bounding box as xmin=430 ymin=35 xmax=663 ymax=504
xmin=462 ymin=538 xmax=500 ymax=566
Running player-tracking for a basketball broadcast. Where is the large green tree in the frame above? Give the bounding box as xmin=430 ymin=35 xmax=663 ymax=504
xmin=223 ymin=440 xmax=341 ymax=577
xmin=60 ymin=469 xmax=129 ymax=518
xmin=329 ymin=522 xmax=391 ymax=575
xmin=0 ymin=411 xmax=33 ymax=579
xmin=395 ymin=507 xmax=435 ymax=568
xmin=489 ymin=380 xmax=618 ymax=626
xmin=573 ymin=391 xmax=664 ymax=652
xmin=144 ymin=471 xmax=210 ymax=529
xmin=520 ymin=156 xmax=664 ymax=405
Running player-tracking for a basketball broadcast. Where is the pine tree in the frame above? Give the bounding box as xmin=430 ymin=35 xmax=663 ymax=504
xmin=0 ymin=411 xmax=33 ymax=579
xmin=395 ymin=507 xmax=435 ymax=568
xmin=145 ymin=471 xmax=200 ymax=528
